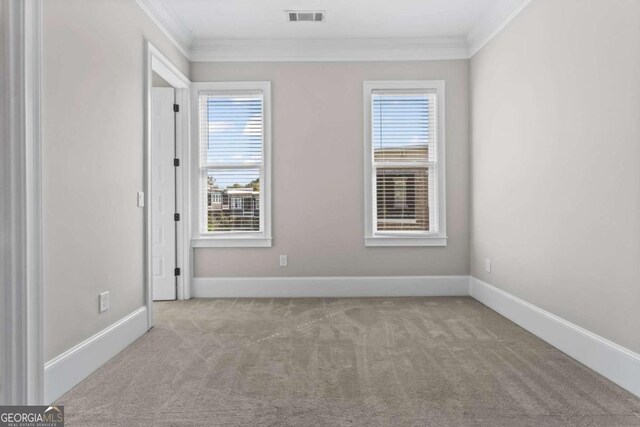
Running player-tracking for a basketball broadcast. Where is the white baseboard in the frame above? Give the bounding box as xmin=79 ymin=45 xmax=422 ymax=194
xmin=192 ymin=276 xmax=470 ymax=298
xmin=44 ymin=307 xmax=149 ymax=403
xmin=41 ymin=277 xmax=640 ymax=403
xmin=470 ymin=277 xmax=640 ymax=398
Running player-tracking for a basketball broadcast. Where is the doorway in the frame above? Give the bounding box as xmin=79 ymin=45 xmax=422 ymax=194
xmin=145 ymin=42 xmax=191 ymax=328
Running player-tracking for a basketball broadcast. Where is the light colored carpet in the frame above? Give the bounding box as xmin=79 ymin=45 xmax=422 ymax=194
xmin=57 ymin=297 xmax=640 ymax=426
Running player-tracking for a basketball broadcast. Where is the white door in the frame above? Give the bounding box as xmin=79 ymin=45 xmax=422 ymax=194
xmin=151 ymin=87 xmax=177 ymax=300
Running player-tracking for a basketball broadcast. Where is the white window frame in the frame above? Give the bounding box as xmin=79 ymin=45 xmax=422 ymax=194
xmin=191 ymin=81 xmax=272 ymax=248
xmin=230 ymin=197 xmax=244 ymax=210
xmin=363 ymin=80 xmax=447 ymax=247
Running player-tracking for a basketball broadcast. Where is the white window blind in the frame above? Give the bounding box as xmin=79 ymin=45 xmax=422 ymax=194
xmin=199 ymin=91 xmax=264 ymax=234
xmin=370 ymin=88 xmax=440 ymax=237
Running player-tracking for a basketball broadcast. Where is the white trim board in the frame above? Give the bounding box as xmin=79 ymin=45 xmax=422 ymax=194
xmin=192 ymin=276 xmax=470 ymax=298
xmin=1 ymin=0 xmax=44 ymax=405
xmin=467 ymin=0 xmax=534 ymax=57
xmin=134 ymin=0 xmax=534 ymax=61
xmin=134 ymin=0 xmax=191 ymax=58
xmin=44 ymin=307 xmax=148 ymax=404
xmin=470 ymin=277 xmax=640 ymax=398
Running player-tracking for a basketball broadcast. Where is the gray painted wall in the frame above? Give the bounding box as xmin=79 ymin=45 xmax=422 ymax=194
xmin=191 ymin=61 xmax=470 ymax=278
xmin=470 ymin=0 xmax=640 ymax=353
xmin=43 ymin=0 xmax=189 ymax=360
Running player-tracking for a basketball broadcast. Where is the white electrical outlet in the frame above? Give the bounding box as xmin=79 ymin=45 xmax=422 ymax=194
xmin=99 ymin=291 xmax=110 ymax=313
xmin=485 ymin=259 xmax=492 ymax=273
xmin=137 ymin=192 xmax=145 ymax=207
xmin=279 ymin=255 xmax=288 ymax=267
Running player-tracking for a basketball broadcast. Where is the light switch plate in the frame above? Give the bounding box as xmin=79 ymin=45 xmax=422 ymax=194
xmin=485 ymin=259 xmax=491 ymax=273
xmin=137 ymin=192 xmax=145 ymax=207
xmin=279 ymin=255 xmax=288 ymax=267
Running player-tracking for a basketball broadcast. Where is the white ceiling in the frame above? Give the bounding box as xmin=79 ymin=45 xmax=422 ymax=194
xmin=136 ymin=0 xmax=533 ymax=61
xmin=155 ymin=0 xmax=501 ymax=40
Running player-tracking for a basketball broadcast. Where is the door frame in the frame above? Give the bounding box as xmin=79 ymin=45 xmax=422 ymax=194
xmin=144 ymin=42 xmax=191 ymax=329
xmin=1 ymin=0 xmax=44 ymax=404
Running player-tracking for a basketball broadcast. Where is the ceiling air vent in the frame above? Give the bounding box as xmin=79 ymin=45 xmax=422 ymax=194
xmin=287 ymin=11 xmax=325 ymax=22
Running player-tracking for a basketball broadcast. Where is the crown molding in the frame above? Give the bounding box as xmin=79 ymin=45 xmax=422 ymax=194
xmin=467 ymin=0 xmax=534 ymax=57
xmin=134 ymin=0 xmax=192 ymax=59
xmin=190 ymin=37 xmax=469 ymax=62
xmin=136 ymin=0 xmax=534 ymax=62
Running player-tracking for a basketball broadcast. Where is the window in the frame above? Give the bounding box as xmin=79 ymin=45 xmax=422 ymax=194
xmin=193 ymin=82 xmax=272 ymax=247
xmin=208 ymin=192 xmax=222 ymax=207
xmin=230 ymin=197 xmax=243 ymax=210
xmin=364 ymin=81 xmax=446 ymax=246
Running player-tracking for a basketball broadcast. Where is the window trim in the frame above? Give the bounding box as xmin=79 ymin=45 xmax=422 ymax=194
xmin=363 ymin=80 xmax=447 ymax=247
xmin=191 ymin=81 xmax=272 ymax=248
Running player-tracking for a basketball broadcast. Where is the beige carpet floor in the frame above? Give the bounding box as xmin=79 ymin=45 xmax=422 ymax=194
xmin=57 ymin=297 xmax=640 ymax=426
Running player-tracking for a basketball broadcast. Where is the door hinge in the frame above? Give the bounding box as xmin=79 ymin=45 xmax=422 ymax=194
xmin=174 ymin=267 xmax=181 ymax=276
xmin=173 ymin=158 xmax=180 ymax=167
xmin=173 ymin=104 xmax=179 ymax=113
xmin=174 ymin=213 xmax=180 ymax=221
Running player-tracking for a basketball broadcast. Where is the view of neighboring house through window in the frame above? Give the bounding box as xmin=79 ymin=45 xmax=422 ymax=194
xmin=196 ymin=82 xmax=272 ymax=246
xmin=364 ymin=81 xmax=446 ymax=246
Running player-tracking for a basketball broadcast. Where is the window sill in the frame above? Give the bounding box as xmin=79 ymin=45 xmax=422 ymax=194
xmin=365 ymin=236 xmax=447 ymax=247
xmin=192 ymin=237 xmax=272 ymax=248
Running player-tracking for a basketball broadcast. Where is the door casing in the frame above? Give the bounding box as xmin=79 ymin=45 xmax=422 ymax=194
xmin=145 ymin=42 xmax=191 ymax=329
xmin=1 ymin=0 xmax=44 ymax=405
